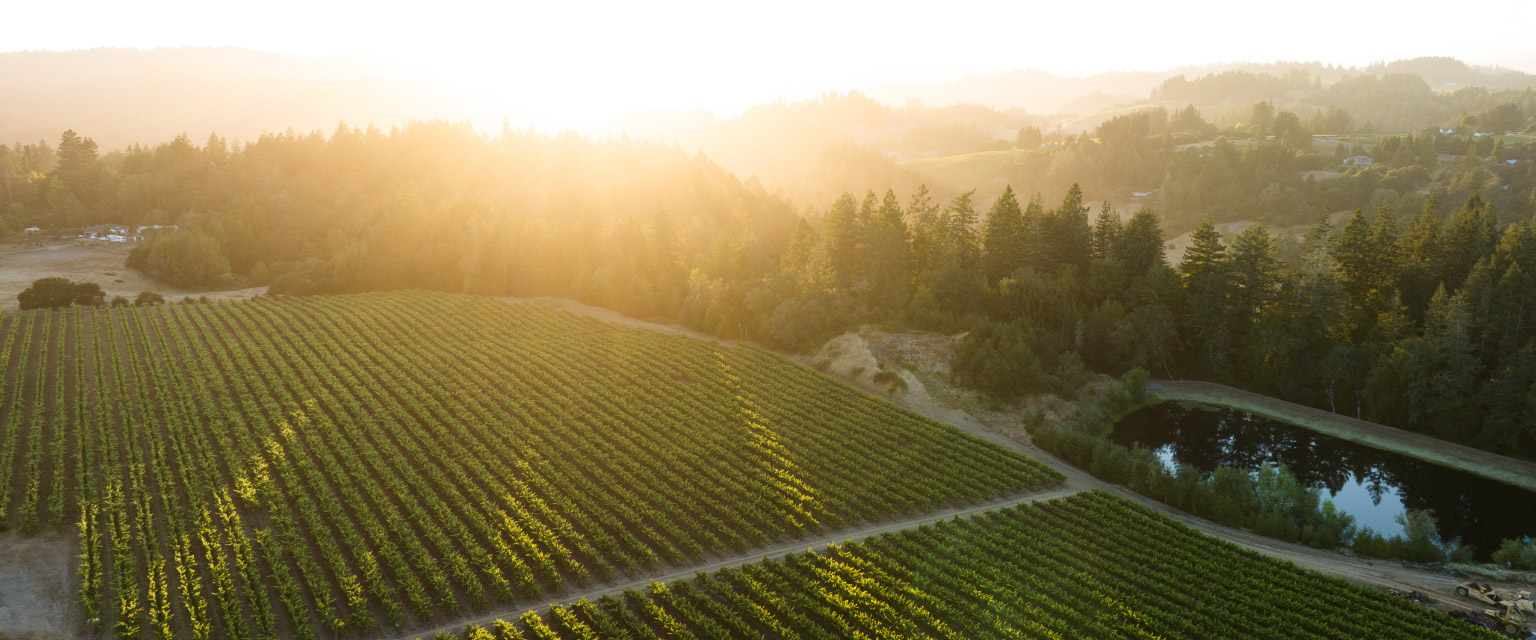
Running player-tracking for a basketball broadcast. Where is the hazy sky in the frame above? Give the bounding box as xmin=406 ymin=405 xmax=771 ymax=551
xmin=11 ymin=0 xmax=1536 ymax=129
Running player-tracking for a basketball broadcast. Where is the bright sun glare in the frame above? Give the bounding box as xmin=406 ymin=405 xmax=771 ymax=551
xmin=9 ymin=0 xmax=1536 ymax=130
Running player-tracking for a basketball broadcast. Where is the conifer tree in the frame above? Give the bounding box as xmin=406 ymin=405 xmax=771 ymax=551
xmin=907 ymin=184 xmax=942 ymax=274
xmin=1043 ymin=184 xmax=1092 ymax=270
xmin=1091 ymin=203 xmax=1123 ymax=262
xmin=1180 ymin=218 xmax=1233 ymax=375
xmin=1119 ymin=207 xmax=1166 ymax=276
xmin=945 ymin=190 xmax=980 ymax=268
xmin=820 ymin=192 xmax=861 ymax=288
xmin=982 ymin=186 xmax=1028 ymax=281
xmin=1229 ymin=222 xmax=1282 ymax=318
xmin=868 ymin=189 xmax=913 ymax=309
xmin=1397 ymin=195 xmax=1445 ymax=316
xmin=1180 ymin=219 xmax=1226 ymax=286
xmin=1333 ymin=210 xmax=1377 ymax=310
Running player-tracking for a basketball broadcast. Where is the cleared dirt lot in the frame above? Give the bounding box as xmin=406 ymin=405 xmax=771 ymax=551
xmin=0 ymin=532 xmax=78 ymax=639
xmin=0 ymin=240 xmax=263 ymax=311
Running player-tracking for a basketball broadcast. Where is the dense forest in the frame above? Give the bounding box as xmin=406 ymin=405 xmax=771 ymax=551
xmin=4 ymin=81 xmax=1536 ymax=460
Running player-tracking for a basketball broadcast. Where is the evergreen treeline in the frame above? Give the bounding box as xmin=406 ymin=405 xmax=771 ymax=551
xmin=714 ymin=180 xmax=1536 ymax=458
xmin=700 ymin=167 xmax=1536 ymax=457
xmin=5 ymin=123 xmax=1536 ymax=458
xmin=0 ymin=122 xmax=802 ymax=317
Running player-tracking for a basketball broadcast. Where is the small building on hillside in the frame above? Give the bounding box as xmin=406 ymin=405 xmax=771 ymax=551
xmin=1132 ymin=189 xmax=1158 ymax=199
xmin=1344 ymin=155 xmax=1374 ymax=167
xmin=132 ymin=224 xmax=177 ymax=241
xmin=81 ymin=224 xmax=131 ymax=238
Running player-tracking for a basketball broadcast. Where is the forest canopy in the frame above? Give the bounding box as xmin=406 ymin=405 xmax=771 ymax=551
xmin=4 ymin=75 xmax=1536 ymax=460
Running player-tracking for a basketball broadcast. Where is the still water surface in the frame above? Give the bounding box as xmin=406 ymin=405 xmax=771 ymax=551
xmin=1109 ymin=402 xmax=1536 ymax=558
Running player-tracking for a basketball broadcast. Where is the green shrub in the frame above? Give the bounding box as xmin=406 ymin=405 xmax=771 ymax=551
xmin=1122 ymin=367 xmax=1149 ymax=403
xmin=17 ymin=277 xmax=105 ymax=309
xmin=1034 ymin=421 xmax=1368 ymax=553
xmin=1491 ymin=537 xmax=1536 ymax=569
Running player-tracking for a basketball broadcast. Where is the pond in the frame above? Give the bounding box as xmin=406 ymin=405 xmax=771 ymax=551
xmin=1109 ymin=402 xmax=1536 ymax=559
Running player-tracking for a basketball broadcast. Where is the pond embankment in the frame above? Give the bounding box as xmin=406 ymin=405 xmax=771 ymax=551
xmin=1151 ymin=380 xmax=1536 ymax=493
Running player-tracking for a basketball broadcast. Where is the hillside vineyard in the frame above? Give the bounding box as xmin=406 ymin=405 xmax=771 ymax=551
xmin=0 ymin=292 xmax=1061 ymax=638
xmin=432 ymin=492 xmax=1493 ymax=640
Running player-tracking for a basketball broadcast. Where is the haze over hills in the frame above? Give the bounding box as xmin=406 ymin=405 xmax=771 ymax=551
xmin=6 ymin=48 xmax=1536 ymax=210
xmin=865 ymin=57 xmax=1536 ymax=115
xmin=7 ymin=48 xmax=1535 ymax=154
xmin=0 ymin=47 xmax=489 ymax=150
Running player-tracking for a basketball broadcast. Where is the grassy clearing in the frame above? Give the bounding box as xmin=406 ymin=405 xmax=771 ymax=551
xmin=899 ymin=148 xmax=1028 ymax=188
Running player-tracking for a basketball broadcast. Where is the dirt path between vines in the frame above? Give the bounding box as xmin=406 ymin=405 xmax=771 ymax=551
xmin=501 ymin=297 xmax=742 ymax=346
xmin=1152 ymin=380 xmax=1536 ymax=493
xmin=391 ymin=486 xmax=1080 ymax=640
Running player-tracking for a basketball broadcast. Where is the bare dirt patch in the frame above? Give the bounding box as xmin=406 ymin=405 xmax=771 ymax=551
xmin=0 ymin=241 xmax=264 ymax=312
xmin=804 ymin=330 xmax=958 ymax=415
xmin=0 ymin=532 xmax=79 ymax=639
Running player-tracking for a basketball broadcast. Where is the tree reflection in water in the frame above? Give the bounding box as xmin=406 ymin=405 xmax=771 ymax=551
xmin=1110 ymin=402 xmax=1536 ymax=560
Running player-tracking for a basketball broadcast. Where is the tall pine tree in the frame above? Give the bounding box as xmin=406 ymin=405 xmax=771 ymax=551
xmin=1180 ymin=218 xmax=1233 ymax=376
xmin=868 ymin=189 xmax=913 ymax=309
xmin=945 ymin=190 xmax=980 ymax=268
xmin=1091 ymin=203 xmax=1123 ymax=262
xmin=819 ymin=192 xmax=861 ymax=288
xmin=1042 ymin=183 xmax=1092 ymax=271
xmin=1119 ymin=207 xmax=1165 ymax=275
xmin=982 ymin=186 xmax=1028 ymax=281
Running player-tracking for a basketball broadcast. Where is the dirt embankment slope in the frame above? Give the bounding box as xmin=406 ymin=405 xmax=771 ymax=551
xmin=1153 ymin=380 xmax=1536 ymax=493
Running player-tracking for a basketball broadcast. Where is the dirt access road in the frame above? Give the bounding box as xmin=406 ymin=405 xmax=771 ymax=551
xmin=475 ymin=299 xmax=1529 ymax=623
xmin=392 ymin=487 xmax=1080 ymax=639
xmin=0 ymin=240 xmax=263 ymax=311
